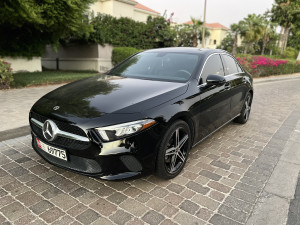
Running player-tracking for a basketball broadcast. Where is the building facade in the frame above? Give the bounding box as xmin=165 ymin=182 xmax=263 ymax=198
xmin=184 ymin=21 xmax=229 ymax=49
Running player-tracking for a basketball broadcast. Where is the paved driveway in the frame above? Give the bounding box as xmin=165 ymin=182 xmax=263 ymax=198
xmin=0 ymin=78 xmax=300 ymax=225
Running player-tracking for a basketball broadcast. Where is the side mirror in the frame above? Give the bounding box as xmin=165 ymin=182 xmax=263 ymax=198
xmin=206 ymin=74 xmax=226 ymax=86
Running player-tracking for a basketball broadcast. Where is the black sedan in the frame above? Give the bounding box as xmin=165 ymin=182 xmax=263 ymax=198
xmin=29 ymin=48 xmax=253 ymax=180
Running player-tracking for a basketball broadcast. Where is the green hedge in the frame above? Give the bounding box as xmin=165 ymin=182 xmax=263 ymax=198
xmin=0 ymin=59 xmax=14 ymax=89
xmin=112 ymin=47 xmax=142 ymax=66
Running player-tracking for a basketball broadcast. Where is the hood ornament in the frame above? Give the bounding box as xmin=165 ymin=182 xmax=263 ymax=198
xmin=53 ymin=106 xmax=60 ymax=110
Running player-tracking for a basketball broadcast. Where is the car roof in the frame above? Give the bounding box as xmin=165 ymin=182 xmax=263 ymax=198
xmin=144 ymin=47 xmax=228 ymax=56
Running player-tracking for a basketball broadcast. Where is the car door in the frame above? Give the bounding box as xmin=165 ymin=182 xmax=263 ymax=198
xmin=221 ymin=54 xmax=248 ymax=118
xmin=191 ymin=54 xmax=231 ymax=142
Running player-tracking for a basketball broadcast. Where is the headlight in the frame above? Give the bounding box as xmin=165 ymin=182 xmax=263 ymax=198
xmin=95 ymin=119 xmax=156 ymax=141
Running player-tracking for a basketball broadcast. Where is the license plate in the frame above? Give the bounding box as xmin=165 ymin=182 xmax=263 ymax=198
xmin=36 ymin=138 xmax=67 ymax=161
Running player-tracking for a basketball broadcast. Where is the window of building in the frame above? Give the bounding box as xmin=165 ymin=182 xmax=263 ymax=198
xmin=213 ymin=40 xmax=217 ymax=45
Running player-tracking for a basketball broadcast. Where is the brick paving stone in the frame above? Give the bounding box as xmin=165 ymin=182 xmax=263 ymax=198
xmin=30 ymin=200 xmax=54 ymax=215
xmin=218 ymin=204 xmax=247 ymax=223
xmin=210 ymin=214 xmax=242 ymax=225
xmin=109 ymin=210 xmax=132 ymax=225
xmin=40 ymin=207 xmax=64 ymax=223
xmin=31 ymin=181 xmax=52 ymax=193
xmin=209 ymin=190 xmax=225 ymax=202
xmin=0 ymin=196 xmax=14 ymax=208
xmin=161 ymin=204 xmax=179 ymax=218
xmin=0 ymin=188 xmax=7 ymax=197
xmin=8 ymin=166 xmax=29 ymax=177
xmin=149 ymin=186 xmax=169 ymax=198
xmin=135 ymin=192 xmax=153 ymax=203
xmin=192 ymin=194 xmax=220 ymax=211
xmin=77 ymin=191 xmax=98 ymax=205
xmin=146 ymin=197 xmax=168 ymax=211
xmin=142 ymin=210 xmax=165 ymax=225
xmin=90 ymin=198 xmax=117 ymax=216
xmin=2 ymin=180 xmax=23 ymax=192
xmin=181 ymin=189 xmax=196 ymax=199
xmin=67 ymin=203 xmax=88 ymax=217
xmin=235 ymin=182 xmax=261 ymax=196
xmin=14 ymin=214 xmax=36 ymax=225
xmin=1 ymin=202 xmax=30 ymax=221
xmin=166 ymin=183 xmax=185 ymax=194
xmin=211 ymin=160 xmax=231 ymax=170
xmin=126 ymin=218 xmax=144 ymax=225
xmin=195 ymin=207 xmax=213 ymax=221
xmin=41 ymin=186 xmax=63 ymax=199
xmin=50 ymin=193 xmax=78 ymax=210
xmin=186 ymin=181 xmax=210 ymax=194
xmin=174 ymin=212 xmax=206 ymax=225
xmin=69 ymin=187 xmax=88 ymax=198
xmin=76 ymin=209 xmax=99 ymax=225
xmin=208 ymin=181 xmax=231 ymax=193
xmin=91 ymin=217 xmax=114 ymax=225
xmin=119 ymin=199 xmax=149 ymax=217
xmin=164 ymin=193 xmax=184 ymax=206
xmin=107 ymin=192 xmax=127 ymax=204
xmin=94 ymin=185 xmax=115 ymax=197
xmin=160 ymin=219 xmax=178 ymax=225
xmin=29 ymin=165 xmax=48 ymax=175
xmin=199 ymin=170 xmax=222 ymax=181
xmin=52 ymin=215 xmax=74 ymax=225
xmin=16 ymin=190 xmax=43 ymax=207
xmin=179 ymin=200 xmax=200 ymax=215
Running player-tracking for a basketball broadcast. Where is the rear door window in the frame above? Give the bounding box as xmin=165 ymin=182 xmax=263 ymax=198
xmin=222 ymin=55 xmax=239 ymax=75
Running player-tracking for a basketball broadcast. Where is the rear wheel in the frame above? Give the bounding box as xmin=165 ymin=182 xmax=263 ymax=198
xmin=234 ymin=93 xmax=252 ymax=124
xmin=156 ymin=120 xmax=191 ymax=179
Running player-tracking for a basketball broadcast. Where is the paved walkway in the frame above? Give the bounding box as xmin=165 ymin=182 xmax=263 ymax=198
xmin=0 ymin=84 xmax=63 ymax=132
xmin=0 ymin=76 xmax=300 ymax=224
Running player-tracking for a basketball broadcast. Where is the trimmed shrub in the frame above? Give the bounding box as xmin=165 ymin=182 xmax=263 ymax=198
xmin=0 ymin=59 xmax=13 ymax=89
xmin=236 ymin=55 xmax=300 ymax=77
xmin=112 ymin=47 xmax=142 ymax=66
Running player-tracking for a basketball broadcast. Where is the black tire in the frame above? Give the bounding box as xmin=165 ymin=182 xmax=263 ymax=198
xmin=234 ymin=92 xmax=252 ymax=124
xmin=155 ymin=120 xmax=191 ymax=179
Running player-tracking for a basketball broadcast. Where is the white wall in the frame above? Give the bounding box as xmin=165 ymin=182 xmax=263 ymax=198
xmin=42 ymin=44 xmax=113 ymax=73
xmin=3 ymin=57 xmax=42 ymax=72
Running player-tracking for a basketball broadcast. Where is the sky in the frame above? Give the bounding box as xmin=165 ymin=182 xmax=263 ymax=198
xmin=138 ymin=0 xmax=275 ymax=28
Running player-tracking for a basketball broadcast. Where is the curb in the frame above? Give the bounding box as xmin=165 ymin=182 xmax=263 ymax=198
xmin=254 ymin=74 xmax=300 ymax=84
xmin=0 ymin=126 xmax=31 ymax=142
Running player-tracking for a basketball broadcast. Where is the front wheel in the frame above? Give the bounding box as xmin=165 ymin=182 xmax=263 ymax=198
xmin=234 ymin=93 xmax=252 ymax=124
xmin=155 ymin=120 xmax=191 ymax=179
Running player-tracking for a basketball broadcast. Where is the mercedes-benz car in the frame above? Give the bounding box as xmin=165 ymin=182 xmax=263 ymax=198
xmin=29 ymin=48 xmax=253 ymax=180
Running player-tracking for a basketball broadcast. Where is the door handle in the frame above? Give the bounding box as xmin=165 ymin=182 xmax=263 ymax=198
xmin=224 ymin=82 xmax=231 ymax=90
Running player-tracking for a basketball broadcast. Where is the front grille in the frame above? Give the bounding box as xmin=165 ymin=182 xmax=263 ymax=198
xmin=30 ymin=112 xmax=90 ymax=150
xmin=31 ymin=111 xmax=87 ymax=137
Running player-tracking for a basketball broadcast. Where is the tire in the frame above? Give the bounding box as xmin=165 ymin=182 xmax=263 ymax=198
xmin=155 ymin=120 xmax=192 ymax=179
xmin=234 ymin=92 xmax=252 ymax=124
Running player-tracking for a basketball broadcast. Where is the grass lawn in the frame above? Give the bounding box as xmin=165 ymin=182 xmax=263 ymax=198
xmin=12 ymin=71 xmax=99 ymax=88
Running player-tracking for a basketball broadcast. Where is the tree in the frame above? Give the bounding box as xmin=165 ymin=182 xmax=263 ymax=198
xmin=190 ymin=17 xmax=203 ymax=47
xmin=230 ymin=21 xmax=246 ymax=55
xmin=271 ymin=0 xmax=300 ymax=54
xmin=0 ymin=0 xmax=94 ymax=57
xmin=240 ymin=14 xmax=264 ymax=54
xmin=217 ymin=33 xmax=234 ymax=52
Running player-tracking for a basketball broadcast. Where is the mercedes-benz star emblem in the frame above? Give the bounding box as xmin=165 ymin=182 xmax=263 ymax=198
xmin=42 ymin=120 xmax=58 ymax=141
xmin=53 ymin=106 xmax=60 ymax=110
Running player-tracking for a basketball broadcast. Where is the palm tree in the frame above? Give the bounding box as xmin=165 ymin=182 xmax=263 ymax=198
xmin=190 ymin=17 xmax=203 ymax=47
xmin=241 ymin=14 xmax=264 ymax=54
xmin=230 ymin=21 xmax=245 ymax=55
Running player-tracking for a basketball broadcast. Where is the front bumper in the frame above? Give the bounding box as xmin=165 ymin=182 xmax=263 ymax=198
xmin=31 ymin=125 xmax=160 ymax=180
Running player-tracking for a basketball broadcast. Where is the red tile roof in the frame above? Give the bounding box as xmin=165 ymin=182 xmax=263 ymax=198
xmin=130 ymin=1 xmax=160 ymax=14
xmin=184 ymin=21 xmax=229 ymax=30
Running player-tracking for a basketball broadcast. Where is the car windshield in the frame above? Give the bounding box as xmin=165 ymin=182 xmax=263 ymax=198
xmin=108 ymin=52 xmax=200 ymax=82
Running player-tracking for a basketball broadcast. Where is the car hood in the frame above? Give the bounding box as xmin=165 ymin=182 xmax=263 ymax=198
xmin=32 ymin=75 xmax=188 ymax=120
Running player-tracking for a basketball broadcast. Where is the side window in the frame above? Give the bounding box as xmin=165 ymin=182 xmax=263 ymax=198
xmin=236 ymin=62 xmax=243 ymax=73
xmin=222 ymin=55 xmax=239 ymax=75
xmin=200 ymin=55 xmax=224 ymax=84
